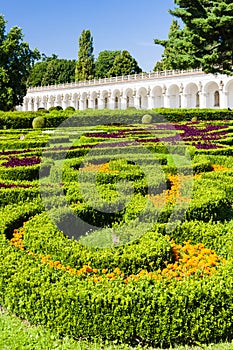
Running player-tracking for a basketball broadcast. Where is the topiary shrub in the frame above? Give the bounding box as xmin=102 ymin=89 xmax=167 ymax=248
xmin=65 ymin=106 xmax=75 ymax=111
xmin=32 ymin=116 xmax=45 ymax=129
xmin=191 ymin=116 xmax=198 ymax=122
xmin=49 ymin=106 xmax=63 ymax=112
xmin=142 ymin=114 xmax=152 ymax=124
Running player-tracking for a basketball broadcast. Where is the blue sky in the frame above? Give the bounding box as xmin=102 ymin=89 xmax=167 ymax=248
xmin=1 ymin=0 xmax=176 ymax=72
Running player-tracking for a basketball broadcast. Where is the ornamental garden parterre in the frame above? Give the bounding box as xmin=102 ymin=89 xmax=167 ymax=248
xmin=1 ymin=108 xmax=233 ymax=348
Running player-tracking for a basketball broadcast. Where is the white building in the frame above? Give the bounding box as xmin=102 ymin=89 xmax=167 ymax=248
xmin=19 ymin=68 xmax=233 ymax=111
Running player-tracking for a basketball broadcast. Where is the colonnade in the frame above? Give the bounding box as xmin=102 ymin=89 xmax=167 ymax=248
xmin=18 ymin=69 xmax=233 ymax=111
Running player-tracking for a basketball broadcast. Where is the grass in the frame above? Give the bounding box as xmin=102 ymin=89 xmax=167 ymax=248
xmin=1 ymin=307 xmax=233 ymax=350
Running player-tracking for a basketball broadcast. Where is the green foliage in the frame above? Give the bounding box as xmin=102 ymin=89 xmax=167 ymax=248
xmin=0 ymin=109 xmax=232 ymax=130
xmin=0 ymin=199 xmax=43 ymax=238
xmin=0 ymin=164 xmax=40 ymax=181
xmin=154 ymin=20 xmax=200 ymax=71
xmin=48 ymin=106 xmax=63 ymax=112
xmin=1 ymin=241 xmax=233 ymax=347
xmin=27 ymin=55 xmax=76 ymax=87
xmin=0 ymin=186 xmax=39 ymax=207
xmin=2 ymin=307 xmax=233 ymax=350
xmin=22 ymin=213 xmax=172 ymax=273
xmin=32 ymin=116 xmax=45 ymax=129
xmin=75 ymin=30 xmax=95 ymax=81
xmin=65 ymin=106 xmax=75 ymax=111
xmin=0 ymin=119 xmax=233 ymax=347
xmin=168 ymin=0 xmax=233 ymax=75
xmin=108 ymin=50 xmax=142 ymax=77
xmin=141 ymin=114 xmax=152 ymax=124
xmin=0 ymin=15 xmax=39 ymax=111
xmin=95 ymin=50 xmax=121 ymax=78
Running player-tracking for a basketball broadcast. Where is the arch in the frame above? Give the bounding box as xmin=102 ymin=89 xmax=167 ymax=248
xmin=137 ymin=87 xmax=148 ymax=109
xmin=55 ymin=94 xmax=62 ymax=109
xmin=112 ymin=89 xmax=121 ymax=109
xmin=225 ymin=79 xmax=233 ymax=109
xmin=23 ymin=97 xmax=29 ymax=111
xmin=167 ymin=84 xmax=179 ymax=108
xmin=81 ymin=92 xmax=89 ymax=109
xmin=41 ymin=95 xmax=48 ymax=109
xmin=204 ymin=81 xmax=219 ymax=108
xmin=124 ymin=88 xmax=134 ymax=108
xmin=91 ymin=91 xmax=99 ymax=109
xmin=72 ymin=93 xmax=80 ymax=110
xmin=184 ymin=83 xmax=199 ymax=108
xmin=151 ymin=86 xmax=163 ymax=108
xmin=34 ymin=96 xmax=40 ymax=110
xmin=101 ymin=90 xmax=109 ymax=109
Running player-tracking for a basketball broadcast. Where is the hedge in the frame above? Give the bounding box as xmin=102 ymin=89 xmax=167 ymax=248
xmin=0 ymin=108 xmax=233 ymax=129
xmin=0 ymin=238 xmax=233 ymax=347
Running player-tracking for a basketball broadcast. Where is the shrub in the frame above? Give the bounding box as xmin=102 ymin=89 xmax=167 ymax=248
xmin=37 ymin=107 xmax=48 ymax=113
xmin=32 ymin=116 xmax=45 ymax=129
xmin=49 ymin=106 xmax=63 ymax=112
xmin=142 ymin=114 xmax=152 ymax=124
xmin=65 ymin=106 xmax=75 ymax=111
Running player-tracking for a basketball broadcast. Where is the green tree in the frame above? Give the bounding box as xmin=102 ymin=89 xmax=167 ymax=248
xmin=169 ymin=0 xmax=233 ymax=75
xmin=154 ymin=19 xmax=200 ymax=71
xmin=75 ymin=29 xmax=95 ymax=81
xmin=95 ymin=50 xmax=121 ymax=78
xmin=27 ymin=56 xmax=76 ymax=87
xmin=27 ymin=60 xmax=48 ymax=87
xmin=108 ymin=50 xmax=142 ymax=77
xmin=0 ymin=15 xmax=39 ymax=110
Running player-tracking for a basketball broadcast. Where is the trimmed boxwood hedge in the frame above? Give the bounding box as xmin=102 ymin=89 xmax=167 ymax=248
xmin=0 ymin=108 xmax=233 ymax=129
xmin=0 ymin=237 xmax=233 ymax=347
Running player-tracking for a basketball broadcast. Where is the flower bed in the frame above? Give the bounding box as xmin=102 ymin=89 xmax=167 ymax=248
xmin=0 ymin=119 xmax=233 ymax=347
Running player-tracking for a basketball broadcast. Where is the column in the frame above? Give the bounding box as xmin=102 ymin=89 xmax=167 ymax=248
xmin=199 ymin=92 xmax=207 ymax=108
xmin=28 ymin=98 xmax=34 ymax=111
xmin=134 ymin=95 xmax=141 ymax=109
xmin=23 ymin=98 xmax=28 ymax=111
xmin=180 ymin=93 xmax=187 ymax=108
xmin=121 ymin=96 xmax=127 ymax=110
xmin=162 ymin=86 xmax=169 ymax=108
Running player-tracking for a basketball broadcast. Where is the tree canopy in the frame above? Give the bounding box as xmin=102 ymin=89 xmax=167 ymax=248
xmin=95 ymin=50 xmax=121 ymax=78
xmin=75 ymin=29 xmax=95 ymax=81
xmin=27 ymin=56 xmax=76 ymax=87
xmin=108 ymin=50 xmax=142 ymax=77
xmin=0 ymin=15 xmax=39 ymax=111
xmin=154 ymin=19 xmax=200 ymax=71
xmin=157 ymin=0 xmax=233 ymax=75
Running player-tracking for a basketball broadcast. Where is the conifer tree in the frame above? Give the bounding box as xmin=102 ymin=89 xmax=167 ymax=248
xmin=75 ymin=29 xmax=95 ymax=81
xmin=154 ymin=20 xmax=200 ymax=71
xmin=169 ymin=0 xmax=233 ymax=75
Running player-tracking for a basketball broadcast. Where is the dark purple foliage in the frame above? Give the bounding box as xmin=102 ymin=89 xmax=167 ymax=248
xmin=2 ymin=156 xmax=41 ymax=168
xmin=0 ymin=183 xmax=31 ymax=188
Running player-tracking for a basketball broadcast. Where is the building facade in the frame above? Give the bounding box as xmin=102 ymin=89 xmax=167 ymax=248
xmin=18 ymin=68 xmax=233 ymax=111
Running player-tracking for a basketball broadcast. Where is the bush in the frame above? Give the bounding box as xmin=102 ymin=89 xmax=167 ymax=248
xmin=37 ymin=108 xmax=48 ymax=113
xmin=49 ymin=106 xmax=63 ymax=112
xmin=191 ymin=116 xmax=198 ymax=122
xmin=142 ymin=114 xmax=152 ymax=124
xmin=65 ymin=106 xmax=75 ymax=111
xmin=32 ymin=116 xmax=45 ymax=129
xmin=1 ymin=240 xmax=233 ymax=347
